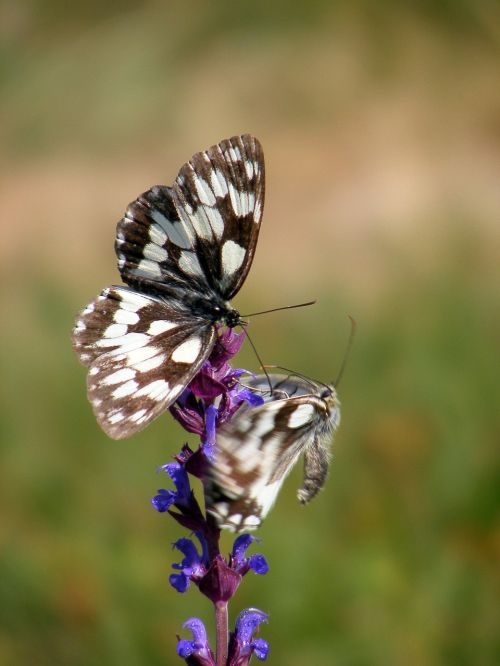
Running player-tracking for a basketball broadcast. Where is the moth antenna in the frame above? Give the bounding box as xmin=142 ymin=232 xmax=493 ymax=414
xmin=333 ymin=315 xmax=357 ymax=388
xmin=262 ymin=364 xmax=330 ymax=393
xmin=236 ymin=379 xmax=270 ymax=395
xmin=239 ymin=325 xmax=273 ymax=394
xmin=241 ymin=300 xmax=316 ymax=318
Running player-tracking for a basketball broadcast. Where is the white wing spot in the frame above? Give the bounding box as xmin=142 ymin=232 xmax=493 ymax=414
xmin=215 ymin=502 xmax=230 ymax=518
xmin=221 ymin=240 xmax=246 ymax=276
xmin=104 ymin=323 xmax=128 ymax=338
xmin=193 ymin=174 xmax=216 ymax=206
xmin=143 ymin=243 xmax=168 ymax=263
xmin=102 ymin=367 xmax=136 ymax=385
xmin=178 ymin=250 xmax=204 ymax=277
xmin=134 ymin=354 xmax=165 ymax=373
xmin=171 ymin=336 xmax=202 ymax=363
xmin=136 ymin=379 xmax=170 ymax=400
xmin=83 ymin=303 xmax=95 ymax=315
xmin=112 ymin=379 xmax=139 ymax=399
xmin=190 ymin=210 xmax=213 ymax=241
xmin=148 ymin=320 xmax=177 ymax=335
xmin=210 ymin=169 xmax=228 ymax=197
xmin=256 ymin=480 xmax=283 ymax=518
xmin=96 ymin=332 xmax=149 ymax=349
xmin=228 ymin=146 xmax=241 ymax=162
xmin=243 ymin=515 xmax=261 ymax=527
xmin=228 ymin=182 xmax=241 ymax=215
xmin=149 ymin=223 xmax=167 ymax=246
xmin=254 ymin=198 xmax=262 ymax=223
xmin=117 ymin=292 xmax=149 ymax=312
xmin=288 ymin=403 xmax=315 ymax=428
xmin=150 ymin=210 xmax=192 ymax=249
xmin=203 ymin=205 xmax=224 ymax=238
xmin=125 ymin=345 xmax=159 ymax=365
xmin=137 ymin=258 xmax=162 ymax=278
xmin=113 ymin=309 xmax=139 ymax=325
xmin=245 ymin=160 xmax=254 ymax=179
xmin=108 ymin=411 xmax=125 ymax=424
xmin=130 ymin=409 xmax=147 ymax=423
xmin=252 ymin=415 xmax=276 ymax=438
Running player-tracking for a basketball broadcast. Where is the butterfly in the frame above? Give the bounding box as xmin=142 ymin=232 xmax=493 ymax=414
xmin=205 ymin=372 xmax=341 ymax=531
xmin=72 ymin=135 xmax=265 ymax=439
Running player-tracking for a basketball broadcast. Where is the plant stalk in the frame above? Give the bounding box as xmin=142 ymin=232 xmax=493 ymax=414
xmin=215 ymin=600 xmax=229 ymax=666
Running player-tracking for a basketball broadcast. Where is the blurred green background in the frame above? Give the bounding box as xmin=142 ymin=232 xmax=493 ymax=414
xmin=1 ymin=2 xmax=499 ymax=665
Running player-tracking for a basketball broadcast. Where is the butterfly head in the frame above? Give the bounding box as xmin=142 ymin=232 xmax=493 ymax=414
xmin=209 ymin=302 xmax=241 ymax=328
xmin=222 ymin=306 xmax=242 ymax=329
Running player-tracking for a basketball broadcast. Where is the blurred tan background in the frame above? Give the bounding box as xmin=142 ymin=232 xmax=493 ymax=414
xmin=1 ymin=2 xmax=499 ymax=665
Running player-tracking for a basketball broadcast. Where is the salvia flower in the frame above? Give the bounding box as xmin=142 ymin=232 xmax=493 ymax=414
xmin=231 ymin=535 xmax=269 ymax=576
xmin=228 ymin=608 xmax=270 ymax=665
xmin=151 ymin=462 xmax=191 ymax=512
xmin=177 ymin=618 xmax=215 ymax=666
xmin=170 ymin=533 xmax=209 ymax=593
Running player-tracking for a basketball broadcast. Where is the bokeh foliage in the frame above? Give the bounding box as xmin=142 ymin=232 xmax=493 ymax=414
xmin=1 ymin=2 xmax=499 ymax=665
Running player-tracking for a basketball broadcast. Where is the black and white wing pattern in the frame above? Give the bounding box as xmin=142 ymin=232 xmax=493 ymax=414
xmin=205 ymin=374 xmax=341 ymax=531
xmin=115 ymin=134 xmax=264 ymax=302
xmin=72 ymin=135 xmax=265 ymax=439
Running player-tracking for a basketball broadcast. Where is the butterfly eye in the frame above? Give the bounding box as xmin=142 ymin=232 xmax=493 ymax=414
xmin=320 ymin=388 xmax=332 ymax=399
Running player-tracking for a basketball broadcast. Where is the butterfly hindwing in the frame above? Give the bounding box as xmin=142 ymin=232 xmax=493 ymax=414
xmin=116 ymin=185 xmax=202 ymax=299
xmin=205 ymin=374 xmax=341 ymax=531
xmin=73 ymin=286 xmax=215 ymax=438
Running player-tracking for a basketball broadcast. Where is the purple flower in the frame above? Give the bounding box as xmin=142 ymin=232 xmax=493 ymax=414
xmin=231 ymin=535 xmax=269 ymax=576
xmin=228 ymin=608 xmax=269 ymax=665
xmin=170 ymin=533 xmax=209 ymax=593
xmin=151 ymin=462 xmax=191 ymax=512
xmin=208 ymin=326 xmax=247 ymax=367
xmin=201 ymin=403 xmax=218 ymax=459
xmin=177 ymin=618 xmax=215 ymax=665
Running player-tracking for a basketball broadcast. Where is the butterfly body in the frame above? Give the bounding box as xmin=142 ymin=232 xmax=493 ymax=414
xmin=72 ymin=135 xmax=264 ymax=439
xmin=205 ymin=374 xmax=341 ymax=531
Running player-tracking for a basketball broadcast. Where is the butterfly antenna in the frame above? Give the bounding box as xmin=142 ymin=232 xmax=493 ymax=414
xmin=334 ymin=316 xmax=357 ymax=388
xmin=241 ymin=300 xmax=316 ymax=318
xmin=239 ymin=325 xmax=273 ymax=394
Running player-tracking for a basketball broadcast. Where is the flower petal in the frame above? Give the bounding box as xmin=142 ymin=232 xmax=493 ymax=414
xmin=170 ymin=572 xmax=190 ymax=593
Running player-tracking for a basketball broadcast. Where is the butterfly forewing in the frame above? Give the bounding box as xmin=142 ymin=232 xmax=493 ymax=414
xmin=116 ymin=135 xmax=264 ymax=302
xmin=205 ymin=374 xmax=340 ymax=531
xmin=172 ymin=134 xmax=264 ymax=299
xmin=73 ymin=286 xmax=215 ymax=438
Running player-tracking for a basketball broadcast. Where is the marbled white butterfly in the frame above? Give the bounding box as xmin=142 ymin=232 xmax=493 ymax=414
xmin=72 ymin=135 xmax=265 ymax=439
xmin=205 ymin=373 xmax=341 ymax=531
